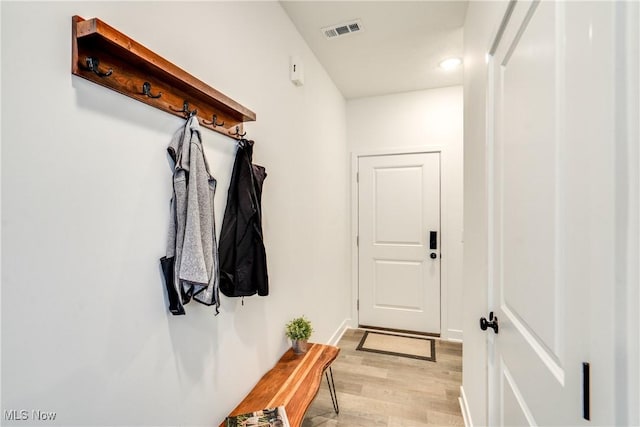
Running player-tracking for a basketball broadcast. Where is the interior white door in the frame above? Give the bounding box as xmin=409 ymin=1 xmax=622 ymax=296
xmin=358 ymin=152 xmax=440 ymax=334
xmin=488 ymin=1 xmax=618 ymax=425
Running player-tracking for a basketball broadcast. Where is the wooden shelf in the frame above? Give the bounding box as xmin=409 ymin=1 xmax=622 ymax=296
xmin=72 ymin=16 xmax=256 ymax=139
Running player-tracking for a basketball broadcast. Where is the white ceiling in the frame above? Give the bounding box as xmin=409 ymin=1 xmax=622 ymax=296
xmin=280 ymin=1 xmax=468 ymax=99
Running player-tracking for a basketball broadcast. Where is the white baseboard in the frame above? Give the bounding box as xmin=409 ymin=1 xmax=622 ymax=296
xmin=448 ymin=328 xmax=463 ymax=343
xmin=327 ymin=318 xmax=351 ymax=346
xmin=459 ymin=385 xmax=473 ymax=427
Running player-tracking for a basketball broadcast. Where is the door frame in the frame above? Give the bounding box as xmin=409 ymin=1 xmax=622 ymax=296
xmin=350 ymin=145 xmax=457 ymax=340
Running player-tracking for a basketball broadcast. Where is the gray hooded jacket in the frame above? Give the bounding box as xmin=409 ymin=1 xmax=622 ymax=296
xmin=161 ymin=116 xmax=220 ymax=314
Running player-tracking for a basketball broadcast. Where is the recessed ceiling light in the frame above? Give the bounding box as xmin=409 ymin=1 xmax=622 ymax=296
xmin=439 ymin=57 xmax=462 ymax=71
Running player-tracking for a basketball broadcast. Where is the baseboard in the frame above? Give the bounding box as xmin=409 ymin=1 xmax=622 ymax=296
xmin=459 ymin=385 xmax=473 ymax=427
xmin=327 ymin=318 xmax=351 ymax=346
xmin=448 ymin=328 xmax=463 ymax=343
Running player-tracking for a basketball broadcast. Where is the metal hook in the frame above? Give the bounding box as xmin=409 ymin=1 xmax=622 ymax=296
xmin=85 ymin=57 xmax=112 ymax=77
xmin=229 ymin=126 xmax=247 ymax=138
xmin=203 ymin=114 xmax=225 ymax=127
xmin=141 ymin=82 xmax=162 ymax=99
xmin=170 ymin=101 xmax=197 ymax=118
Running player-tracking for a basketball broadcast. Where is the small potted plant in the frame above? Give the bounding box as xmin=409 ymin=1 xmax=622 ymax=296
xmin=285 ymin=316 xmax=313 ymax=354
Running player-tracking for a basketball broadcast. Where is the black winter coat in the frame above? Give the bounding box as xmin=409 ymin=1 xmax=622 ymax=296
xmin=219 ymin=139 xmax=268 ymax=297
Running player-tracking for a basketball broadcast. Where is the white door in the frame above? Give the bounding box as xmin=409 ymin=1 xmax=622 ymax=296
xmin=487 ymin=1 xmax=620 ymax=425
xmin=358 ymin=152 xmax=441 ymax=334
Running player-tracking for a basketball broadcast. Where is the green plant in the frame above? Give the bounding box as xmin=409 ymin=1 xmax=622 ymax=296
xmin=285 ymin=316 xmax=313 ymax=341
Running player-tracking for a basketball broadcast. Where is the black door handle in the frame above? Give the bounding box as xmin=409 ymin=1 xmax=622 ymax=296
xmin=480 ymin=311 xmax=499 ymax=334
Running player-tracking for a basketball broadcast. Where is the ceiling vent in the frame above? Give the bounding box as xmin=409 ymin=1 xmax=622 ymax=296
xmin=321 ymin=19 xmax=363 ymax=40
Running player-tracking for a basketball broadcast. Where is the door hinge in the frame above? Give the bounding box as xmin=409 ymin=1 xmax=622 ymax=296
xmin=357 ymin=299 xmax=359 ymax=310
xmin=356 ymin=235 xmax=359 ymax=246
xmin=356 ymin=172 xmax=359 ymax=183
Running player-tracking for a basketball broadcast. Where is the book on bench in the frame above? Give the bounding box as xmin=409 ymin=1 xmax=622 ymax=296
xmin=225 ymin=405 xmax=290 ymax=427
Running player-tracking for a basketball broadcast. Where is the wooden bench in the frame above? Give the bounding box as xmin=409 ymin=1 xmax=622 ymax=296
xmin=219 ymin=343 xmax=340 ymax=427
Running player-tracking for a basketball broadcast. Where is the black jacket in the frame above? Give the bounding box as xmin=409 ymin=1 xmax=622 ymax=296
xmin=219 ymin=139 xmax=268 ymax=297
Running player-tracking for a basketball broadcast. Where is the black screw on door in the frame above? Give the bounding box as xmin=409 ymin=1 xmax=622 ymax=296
xmin=480 ymin=311 xmax=499 ymax=334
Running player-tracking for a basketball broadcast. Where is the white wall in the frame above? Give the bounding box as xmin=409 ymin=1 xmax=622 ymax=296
xmin=1 ymin=2 xmax=350 ymax=426
xmin=347 ymin=86 xmax=463 ymax=341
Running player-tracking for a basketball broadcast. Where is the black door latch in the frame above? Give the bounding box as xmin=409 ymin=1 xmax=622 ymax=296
xmin=480 ymin=311 xmax=499 ymax=334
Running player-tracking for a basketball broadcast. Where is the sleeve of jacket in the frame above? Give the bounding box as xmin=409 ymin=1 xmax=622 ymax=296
xmin=179 ymin=124 xmax=212 ymax=286
xmin=160 ymin=126 xmax=187 ymax=315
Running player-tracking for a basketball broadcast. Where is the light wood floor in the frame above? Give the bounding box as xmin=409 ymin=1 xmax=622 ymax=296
xmin=303 ymin=329 xmax=464 ymax=427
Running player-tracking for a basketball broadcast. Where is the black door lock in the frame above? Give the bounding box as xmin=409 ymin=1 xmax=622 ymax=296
xmin=480 ymin=311 xmax=499 ymax=334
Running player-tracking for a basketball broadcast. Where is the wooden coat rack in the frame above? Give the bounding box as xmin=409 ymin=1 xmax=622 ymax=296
xmin=71 ymin=16 xmax=256 ymax=139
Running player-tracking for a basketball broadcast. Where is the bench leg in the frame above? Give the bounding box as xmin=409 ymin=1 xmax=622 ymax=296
xmin=325 ymin=366 xmax=339 ymax=414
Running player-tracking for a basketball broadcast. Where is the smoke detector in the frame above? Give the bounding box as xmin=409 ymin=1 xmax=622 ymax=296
xmin=321 ymin=19 xmax=364 ymax=40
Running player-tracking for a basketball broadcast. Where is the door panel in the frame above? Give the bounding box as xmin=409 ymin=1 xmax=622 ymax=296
xmin=374 ymin=260 xmax=423 ymax=310
xmin=358 ymin=153 xmax=440 ymax=334
xmin=500 ymin=0 xmax=558 ymax=355
xmin=502 ymin=364 xmax=534 ymax=427
xmin=490 ymin=1 xmax=573 ymax=425
xmin=374 ymin=167 xmax=423 ymax=245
